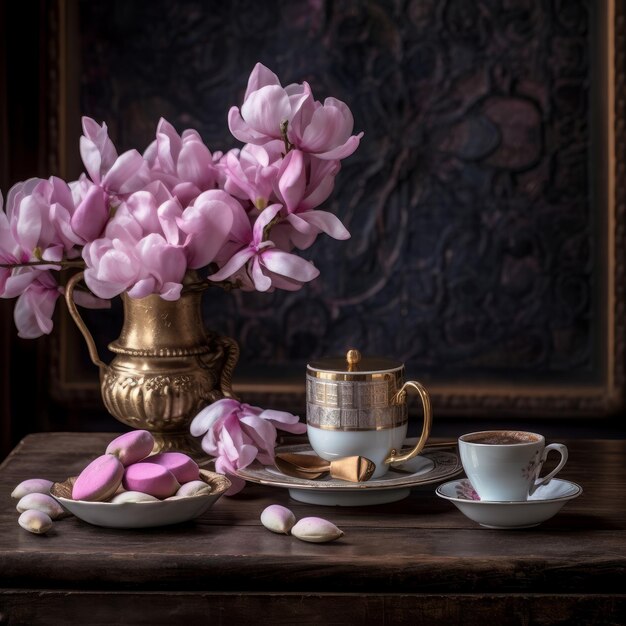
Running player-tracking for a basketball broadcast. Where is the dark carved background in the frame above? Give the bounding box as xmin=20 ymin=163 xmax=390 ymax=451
xmin=76 ymin=0 xmax=594 ymax=385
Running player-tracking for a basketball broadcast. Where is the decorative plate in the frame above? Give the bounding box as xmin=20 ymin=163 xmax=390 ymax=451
xmin=50 ymin=469 xmax=230 ymax=528
xmin=236 ymin=442 xmax=462 ymax=506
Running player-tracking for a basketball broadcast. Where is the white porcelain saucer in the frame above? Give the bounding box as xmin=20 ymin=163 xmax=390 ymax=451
xmin=436 ymin=478 xmax=582 ymax=529
xmin=236 ymin=441 xmax=462 ymax=506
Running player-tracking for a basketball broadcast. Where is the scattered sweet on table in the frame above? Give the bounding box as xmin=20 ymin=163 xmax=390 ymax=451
xmin=16 ymin=493 xmax=66 ymax=519
xmin=291 ymin=517 xmax=344 ymax=543
xmin=18 ymin=509 xmax=53 ymax=535
xmin=11 ymin=478 xmax=54 ymax=500
xmin=260 ymin=504 xmax=296 ymax=534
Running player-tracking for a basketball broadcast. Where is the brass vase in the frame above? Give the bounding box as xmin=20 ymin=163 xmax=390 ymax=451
xmin=65 ymin=271 xmax=239 ymax=461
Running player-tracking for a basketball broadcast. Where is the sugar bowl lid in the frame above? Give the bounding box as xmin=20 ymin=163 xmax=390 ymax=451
xmin=307 ymin=349 xmax=403 ymax=375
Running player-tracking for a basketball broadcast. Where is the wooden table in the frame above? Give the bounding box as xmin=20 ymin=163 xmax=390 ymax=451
xmin=0 ymin=433 xmax=625 ymax=625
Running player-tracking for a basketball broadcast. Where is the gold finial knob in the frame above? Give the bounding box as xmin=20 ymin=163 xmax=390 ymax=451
xmin=346 ymin=349 xmax=361 ymax=370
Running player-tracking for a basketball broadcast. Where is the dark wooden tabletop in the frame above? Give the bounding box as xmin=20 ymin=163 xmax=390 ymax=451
xmin=1 ymin=433 xmax=625 ymax=625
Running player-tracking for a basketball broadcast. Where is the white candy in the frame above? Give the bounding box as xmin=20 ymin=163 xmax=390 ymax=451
xmin=175 ymin=480 xmax=212 ymax=498
xmin=260 ymin=504 xmax=296 ymax=535
xmin=16 ymin=493 xmax=67 ymax=519
xmin=291 ymin=517 xmax=344 ymax=543
xmin=18 ymin=510 xmax=53 ymax=535
xmin=11 ymin=478 xmax=54 ymax=500
xmin=110 ymin=491 xmax=159 ymax=503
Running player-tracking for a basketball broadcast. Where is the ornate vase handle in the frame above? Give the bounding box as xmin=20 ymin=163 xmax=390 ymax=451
xmin=215 ymin=335 xmax=240 ymax=399
xmin=64 ymin=271 xmax=106 ymax=370
xmin=387 ymin=380 xmax=433 ymax=464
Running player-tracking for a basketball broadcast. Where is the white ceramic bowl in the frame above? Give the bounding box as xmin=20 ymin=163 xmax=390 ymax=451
xmin=436 ymin=478 xmax=582 ymax=529
xmin=50 ymin=469 xmax=230 ymax=528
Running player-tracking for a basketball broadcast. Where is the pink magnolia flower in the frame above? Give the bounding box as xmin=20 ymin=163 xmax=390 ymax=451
xmin=74 ymin=117 xmax=150 ymax=242
xmin=273 ymin=150 xmax=350 ymax=250
xmin=228 ymin=63 xmax=363 ymax=160
xmin=144 ymin=118 xmax=222 ymax=206
xmin=209 ymin=203 xmax=320 ymax=291
xmin=190 ymin=398 xmax=306 ymax=495
xmin=222 ymin=141 xmax=283 ymax=210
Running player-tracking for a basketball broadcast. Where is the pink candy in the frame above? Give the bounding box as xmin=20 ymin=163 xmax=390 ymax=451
xmin=105 ymin=430 xmax=155 ymax=466
xmin=122 ymin=463 xmax=180 ymax=499
xmin=72 ymin=454 xmax=124 ymax=502
xmin=143 ymin=452 xmax=199 ymax=484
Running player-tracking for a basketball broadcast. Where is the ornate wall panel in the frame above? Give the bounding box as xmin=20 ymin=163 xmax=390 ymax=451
xmin=49 ymin=0 xmax=624 ymax=416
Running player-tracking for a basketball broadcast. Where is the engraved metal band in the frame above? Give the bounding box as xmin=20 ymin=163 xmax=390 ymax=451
xmin=306 ymin=403 xmax=408 ymax=431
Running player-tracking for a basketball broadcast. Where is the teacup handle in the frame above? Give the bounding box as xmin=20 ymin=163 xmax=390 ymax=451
xmin=530 ymin=443 xmax=568 ymax=495
xmin=386 ymin=380 xmax=432 ymax=465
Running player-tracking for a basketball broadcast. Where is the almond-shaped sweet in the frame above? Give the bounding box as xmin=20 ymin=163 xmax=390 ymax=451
xmin=18 ymin=510 xmax=53 ymax=534
xmin=72 ymin=454 xmax=125 ymax=502
xmin=110 ymin=491 xmax=160 ymax=504
xmin=105 ymin=430 xmax=155 ymax=466
xmin=291 ymin=517 xmax=344 ymax=543
xmin=123 ymin=463 xmax=180 ymax=499
xmin=143 ymin=452 xmax=199 ymax=484
xmin=174 ymin=480 xmax=212 ymax=498
xmin=16 ymin=493 xmax=67 ymax=519
xmin=260 ymin=504 xmax=296 ymax=534
xmin=11 ymin=478 xmax=54 ymax=500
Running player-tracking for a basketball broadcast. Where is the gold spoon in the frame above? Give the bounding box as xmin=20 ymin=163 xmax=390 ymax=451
xmin=275 ymin=452 xmax=376 ymax=482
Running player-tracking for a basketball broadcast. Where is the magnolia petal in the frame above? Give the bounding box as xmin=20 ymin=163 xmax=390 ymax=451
xmin=315 ymin=133 xmax=363 ymax=160
xmin=240 ymin=85 xmax=291 ymax=139
xmin=190 ymin=399 xmax=240 ymax=436
xmin=71 ymin=185 xmax=109 ymax=242
xmin=244 ymin=62 xmax=281 ymax=100
xmin=126 ymin=277 xmax=156 ymax=299
xmin=209 ymin=247 xmax=255 ymax=282
xmin=103 ymin=150 xmax=150 ymax=195
xmin=250 ymin=256 xmax=272 ymax=292
xmin=177 ymin=140 xmax=214 ymax=189
xmin=79 ymin=136 xmax=103 ymax=184
xmin=295 ymin=210 xmax=350 ymax=240
xmin=14 ymin=285 xmax=59 ymax=339
xmin=260 ymin=249 xmax=320 ymax=283
xmin=277 ymin=150 xmax=306 ymax=213
xmin=228 ymin=107 xmax=270 ymax=144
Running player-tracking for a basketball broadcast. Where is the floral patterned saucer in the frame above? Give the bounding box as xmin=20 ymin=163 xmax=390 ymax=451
xmin=236 ymin=441 xmax=463 ymax=506
xmin=436 ymin=478 xmax=582 ymax=529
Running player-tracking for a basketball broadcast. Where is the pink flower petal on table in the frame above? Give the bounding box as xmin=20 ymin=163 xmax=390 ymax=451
xmin=260 ymin=408 xmax=306 ymax=433
xmin=190 ymin=398 xmax=240 ymax=436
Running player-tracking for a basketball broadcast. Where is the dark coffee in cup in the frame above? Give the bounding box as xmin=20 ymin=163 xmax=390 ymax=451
xmin=461 ymin=431 xmax=541 ymax=446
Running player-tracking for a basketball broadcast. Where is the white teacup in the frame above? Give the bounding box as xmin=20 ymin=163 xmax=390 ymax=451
xmin=458 ymin=430 xmax=568 ymax=501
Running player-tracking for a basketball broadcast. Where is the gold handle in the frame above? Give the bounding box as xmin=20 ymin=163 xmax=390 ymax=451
xmin=386 ymin=380 xmax=432 ymax=464
xmin=217 ymin=335 xmax=240 ymax=399
xmin=64 ymin=272 xmax=106 ymax=370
